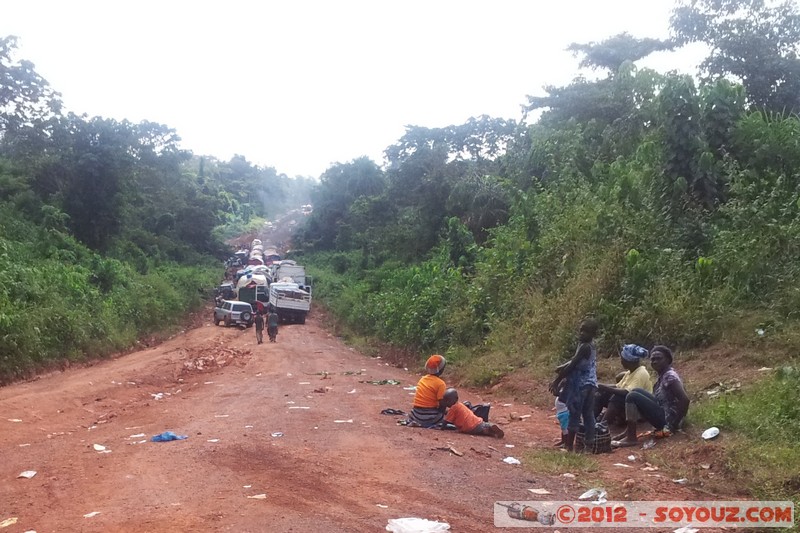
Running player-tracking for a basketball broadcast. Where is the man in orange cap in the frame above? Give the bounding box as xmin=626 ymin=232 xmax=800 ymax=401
xmin=407 ymin=355 xmax=448 ymax=427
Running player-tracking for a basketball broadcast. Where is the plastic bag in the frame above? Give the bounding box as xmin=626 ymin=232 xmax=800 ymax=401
xmin=151 ymin=431 xmax=188 ymax=442
xmin=385 ymin=517 xmax=450 ymax=533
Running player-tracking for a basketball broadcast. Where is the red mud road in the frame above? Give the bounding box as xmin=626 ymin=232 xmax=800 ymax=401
xmin=1 ymin=312 xmax=719 ymax=532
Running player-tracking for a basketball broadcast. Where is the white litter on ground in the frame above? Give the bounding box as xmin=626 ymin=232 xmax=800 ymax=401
xmin=386 ymin=517 xmax=450 ymax=532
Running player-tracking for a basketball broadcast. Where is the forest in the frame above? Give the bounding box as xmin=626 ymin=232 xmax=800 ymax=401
xmin=1 ymin=0 xmax=799 ymax=506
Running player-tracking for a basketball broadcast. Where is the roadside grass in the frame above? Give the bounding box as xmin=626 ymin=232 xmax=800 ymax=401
xmin=687 ymin=367 xmax=800 ymax=529
xmin=522 ymin=449 xmax=599 ymax=476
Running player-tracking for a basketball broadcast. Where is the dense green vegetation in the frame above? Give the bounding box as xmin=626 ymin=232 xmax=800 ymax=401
xmin=295 ymin=0 xmax=800 ymax=503
xmin=301 ymin=6 xmax=800 ymax=365
xmin=0 ymin=36 xmax=313 ymax=383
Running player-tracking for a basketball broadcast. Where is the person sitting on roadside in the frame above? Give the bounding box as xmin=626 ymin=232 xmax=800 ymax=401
xmin=613 ymin=345 xmax=690 ymax=447
xmin=406 ymin=355 xmax=448 ymax=428
xmin=441 ymin=388 xmax=504 ymax=438
xmin=595 ymin=344 xmax=652 ymax=426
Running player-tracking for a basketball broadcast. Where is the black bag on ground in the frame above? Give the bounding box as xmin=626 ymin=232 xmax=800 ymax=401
xmin=576 ymin=423 xmax=612 ymax=454
xmin=462 ymin=401 xmax=490 ymax=422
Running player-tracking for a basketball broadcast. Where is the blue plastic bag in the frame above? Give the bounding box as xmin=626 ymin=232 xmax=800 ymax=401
xmin=150 ymin=431 xmax=188 ymax=442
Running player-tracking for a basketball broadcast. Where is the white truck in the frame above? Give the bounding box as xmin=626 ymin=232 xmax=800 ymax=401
xmin=269 ymin=281 xmax=311 ymax=324
xmin=273 ymin=262 xmax=311 ymax=291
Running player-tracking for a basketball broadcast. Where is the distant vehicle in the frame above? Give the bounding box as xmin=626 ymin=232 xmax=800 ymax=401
xmin=301 ymin=204 xmax=313 ymax=215
xmin=215 ymin=282 xmax=236 ymax=301
xmin=213 ymin=300 xmax=254 ymax=327
xmin=274 ymin=263 xmax=310 ymax=291
xmin=263 ymin=247 xmax=281 ymax=264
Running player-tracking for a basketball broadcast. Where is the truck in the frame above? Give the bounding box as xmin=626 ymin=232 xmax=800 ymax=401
xmin=237 ymin=273 xmax=269 ymax=311
xmin=273 ymin=261 xmax=312 ymax=293
xmin=269 ymin=281 xmax=311 ymax=324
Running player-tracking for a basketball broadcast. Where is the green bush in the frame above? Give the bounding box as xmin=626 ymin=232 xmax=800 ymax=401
xmin=0 ymin=202 xmax=218 ymax=384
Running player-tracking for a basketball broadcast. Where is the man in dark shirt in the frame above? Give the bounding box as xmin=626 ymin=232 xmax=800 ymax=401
xmin=267 ymin=307 xmax=279 ymax=342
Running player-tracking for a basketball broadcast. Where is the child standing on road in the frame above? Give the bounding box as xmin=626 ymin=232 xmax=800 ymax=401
xmin=553 ymin=385 xmax=570 ymax=447
xmin=549 ymin=318 xmax=599 ymax=452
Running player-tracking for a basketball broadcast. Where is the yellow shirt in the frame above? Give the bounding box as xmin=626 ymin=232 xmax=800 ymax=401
xmin=616 ymin=365 xmax=652 ymax=393
xmin=412 ymin=374 xmax=446 ymax=408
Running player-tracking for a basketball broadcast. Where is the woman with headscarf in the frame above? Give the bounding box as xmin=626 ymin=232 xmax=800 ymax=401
xmin=613 ymin=345 xmax=690 ymax=447
xmin=406 ymin=355 xmax=448 ymax=428
xmin=595 ymin=344 xmax=652 ymax=427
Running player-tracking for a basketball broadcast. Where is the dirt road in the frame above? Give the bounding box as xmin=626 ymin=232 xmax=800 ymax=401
xmin=1 ymin=310 xmax=716 ymax=532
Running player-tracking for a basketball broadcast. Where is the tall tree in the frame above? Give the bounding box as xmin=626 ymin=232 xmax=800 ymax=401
xmin=671 ymin=0 xmax=800 ymax=113
xmin=567 ymin=32 xmax=675 ymax=73
xmin=0 ymin=36 xmax=61 ymax=134
xmin=304 ymin=157 xmax=386 ymax=250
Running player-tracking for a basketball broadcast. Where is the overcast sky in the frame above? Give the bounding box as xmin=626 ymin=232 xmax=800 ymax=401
xmin=3 ymin=1 xmax=706 ymax=178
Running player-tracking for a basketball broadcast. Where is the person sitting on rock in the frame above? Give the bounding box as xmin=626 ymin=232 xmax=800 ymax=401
xmin=441 ymin=388 xmax=504 ymax=438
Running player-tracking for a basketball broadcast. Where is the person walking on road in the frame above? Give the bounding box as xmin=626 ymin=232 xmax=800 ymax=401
xmin=267 ymin=306 xmax=279 ymax=342
xmin=254 ymin=312 xmax=264 ymax=344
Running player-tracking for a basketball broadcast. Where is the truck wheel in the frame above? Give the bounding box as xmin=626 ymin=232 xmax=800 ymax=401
xmin=298 ymin=314 xmax=306 ymax=324
xmin=241 ymin=311 xmax=252 ymax=323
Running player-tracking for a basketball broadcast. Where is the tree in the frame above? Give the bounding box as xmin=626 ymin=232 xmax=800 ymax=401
xmin=671 ymin=0 xmax=800 ymax=113
xmin=567 ymin=32 xmax=674 ymax=73
xmin=382 ymin=118 xmax=516 ymax=257
xmin=0 ymin=36 xmax=61 ymax=133
xmin=525 ymin=61 xmax=664 ymax=160
xmin=304 ymin=157 xmax=386 ymax=250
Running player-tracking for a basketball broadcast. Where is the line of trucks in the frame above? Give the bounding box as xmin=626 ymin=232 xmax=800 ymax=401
xmin=216 ymin=239 xmax=312 ymax=325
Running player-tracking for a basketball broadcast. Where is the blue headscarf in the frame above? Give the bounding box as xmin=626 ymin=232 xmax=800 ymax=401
xmin=620 ymin=344 xmax=649 ymax=362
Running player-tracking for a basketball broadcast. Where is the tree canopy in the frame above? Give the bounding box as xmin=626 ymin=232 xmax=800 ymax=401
xmin=671 ymin=0 xmax=800 ymax=113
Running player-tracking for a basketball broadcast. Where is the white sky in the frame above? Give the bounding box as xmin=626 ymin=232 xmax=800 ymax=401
xmin=3 ymin=1 xmax=706 ymax=178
